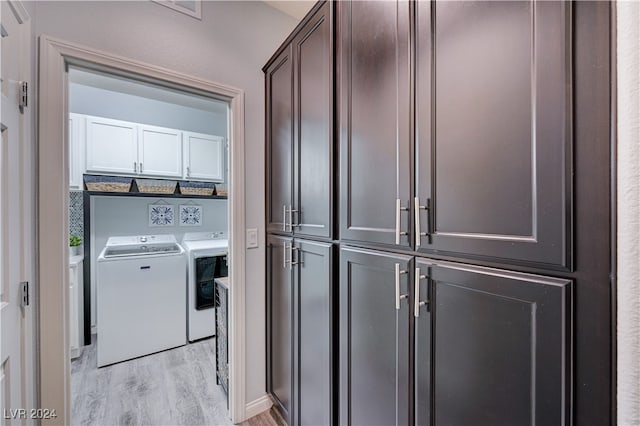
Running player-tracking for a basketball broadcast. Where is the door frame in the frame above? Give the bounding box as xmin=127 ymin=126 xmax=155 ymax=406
xmin=38 ymin=35 xmax=248 ymax=425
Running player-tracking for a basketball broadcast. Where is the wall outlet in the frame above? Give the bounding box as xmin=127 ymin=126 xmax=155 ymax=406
xmin=246 ymin=228 xmax=259 ymax=249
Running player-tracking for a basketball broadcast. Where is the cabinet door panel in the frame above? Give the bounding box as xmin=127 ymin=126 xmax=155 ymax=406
xmin=267 ymin=235 xmax=293 ymax=422
xmin=85 ymin=116 xmax=137 ymax=175
xmin=339 ymin=0 xmax=411 ymax=248
xmin=294 ymin=240 xmax=333 ymax=426
xmin=266 ymin=48 xmax=294 ymax=234
xmin=138 ymin=125 xmax=182 ymax=178
xmin=414 ymin=259 xmax=431 ymax=426
xmin=184 ymin=132 xmax=225 ymax=182
xmin=429 ymin=260 xmax=571 ymax=426
xmin=339 ymin=246 xmax=411 ymax=426
xmin=415 ymin=1 xmax=571 ymax=268
xmin=294 ymin=2 xmax=333 ymax=239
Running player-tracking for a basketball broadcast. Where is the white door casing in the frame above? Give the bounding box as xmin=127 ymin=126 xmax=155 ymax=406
xmin=0 ymin=1 xmax=36 ymax=424
xmin=39 ymin=36 xmax=249 ymax=424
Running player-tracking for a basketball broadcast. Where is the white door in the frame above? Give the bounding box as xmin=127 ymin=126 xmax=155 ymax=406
xmin=184 ymin=131 xmax=225 ymax=182
xmin=138 ymin=124 xmax=182 ymax=178
xmin=1 ymin=1 xmax=36 ymax=423
xmin=85 ymin=116 xmax=137 ymax=175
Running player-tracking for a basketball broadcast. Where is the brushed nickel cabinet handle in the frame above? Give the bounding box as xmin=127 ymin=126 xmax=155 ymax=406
xmin=395 ymin=263 xmax=408 ymax=310
xmin=395 ymin=199 xmax=409 ymax=245
xmin=134 ymin=162 xmax=137 ymax=173
xmin=282 ymin=205 xmax=287 ymax=232
xmin=414 ymin=267 xmax=427 ymax=317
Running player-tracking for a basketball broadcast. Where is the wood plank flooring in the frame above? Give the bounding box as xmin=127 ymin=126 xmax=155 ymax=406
xmin=72 ymin=337 xmax=284 ymax=426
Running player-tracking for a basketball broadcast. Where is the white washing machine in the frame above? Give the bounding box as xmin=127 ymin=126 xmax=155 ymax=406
xmin=181 ymin=232 xmax=228 ymax=342
xmin=97 ymin=234 xmax=186 ymax=367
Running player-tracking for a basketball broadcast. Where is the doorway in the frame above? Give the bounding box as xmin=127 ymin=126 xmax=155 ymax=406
xmin=67 ymin=65 xmax=231 ymax=424
xmin=38 ymin=36 xmax=247 ymax=425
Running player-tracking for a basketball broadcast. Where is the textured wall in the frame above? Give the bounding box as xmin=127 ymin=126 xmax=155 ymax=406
xmin=617 ymin=2 xmax=640 ymax=424
xmin=31 ymin=0 xmax=298 ymax=404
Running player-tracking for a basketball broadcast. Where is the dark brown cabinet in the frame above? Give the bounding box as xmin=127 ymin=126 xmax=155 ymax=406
xmin=267 ymin=1 xmax=611 ymax=425
xmin=339 ymin=246 xmax=411 ymax=426
xmin=266 ymin=234 xmax=293 ymax=421
xmin=266 ymin=1 xmax=333 ymax=239
xmin=267 ymin=235 xmax=334 ymax=425
xmin=414 ymin=1 xmax=571 ymax=268
xmin=339 ymin=0 xmax=572 ymax=270
xmin=338 ymin=0 xmax=411 ymax=248
xmin=341 ymin=246 xmax=571 ymax=426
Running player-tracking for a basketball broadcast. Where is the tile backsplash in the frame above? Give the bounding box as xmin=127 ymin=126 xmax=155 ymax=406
xmin=69 ymin=191 xmax=84 ymax=238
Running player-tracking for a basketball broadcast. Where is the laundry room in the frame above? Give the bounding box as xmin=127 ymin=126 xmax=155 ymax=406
xmin=67 ymin=66 xmax=232 ymax=423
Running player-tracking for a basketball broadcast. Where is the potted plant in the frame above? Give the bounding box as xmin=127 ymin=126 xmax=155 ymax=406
xmin=69 ymin=235 xmax=82 ymax=256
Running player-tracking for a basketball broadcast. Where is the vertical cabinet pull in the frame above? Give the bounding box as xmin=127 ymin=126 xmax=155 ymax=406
xmin=395 ymin=263 xmax=408 ymax=310
xmin=288 ymin=205 xmax=298 ymax=232
xmin=282 ymin=243 xmax=298 ymax=270
xmin=414 ymin=267 xmax=428 ymax=317
xmin=187 ymin=166 xmax=191 ymax=177
xmin=289 ymin=246 xmax=299 ymax=269
xmin=282 ymin=205 xmax=287 ymax=232
xmin=414 ymin=197 xmax=431 ymax=246
xmin=283 ymin=242 xmax=288 ymax=269
xmin=140 ymin=162 xmax=143 ymax=173
xmin=395 ymin=199 xmax=409 ymax=244
xmin=134 ymin=162 xmax=138 ymax=173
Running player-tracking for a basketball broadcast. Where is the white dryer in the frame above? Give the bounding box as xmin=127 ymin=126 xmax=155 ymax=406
xmin=182 ymin=232 xmax=228 ymax=342
xmin=97 ymin=234 xmax=186 ymax=367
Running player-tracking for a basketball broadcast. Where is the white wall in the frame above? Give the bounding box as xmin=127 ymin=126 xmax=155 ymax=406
xmin=69 ymin=83 xmax=228 ymax=136
xmin=30 ymin=0 xmax=298 ymax=404
xmin=617 ymin=2 xmax=640 ymax=424
xmin=90 ymin=195 xmax=228 ymax=330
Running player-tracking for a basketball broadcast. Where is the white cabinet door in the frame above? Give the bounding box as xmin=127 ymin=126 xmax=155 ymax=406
xmin=184 ymin=132 xmax=225 ymax=182
xmin=68 ymin=113 xmax=85 ymax=189
xmin=138 ymin=125 xmax=183 ymax=178
xmin=85 ymin=116 xmax=138 ymax=175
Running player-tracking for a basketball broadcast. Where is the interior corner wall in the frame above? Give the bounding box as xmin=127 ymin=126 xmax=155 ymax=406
xmin=31 ymin=0 xmax=298 ymax=404
xmin=617 ymin=2 xmax=640 ymax=424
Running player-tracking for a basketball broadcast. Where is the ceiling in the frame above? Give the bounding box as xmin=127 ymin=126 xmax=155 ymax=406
xmin=68 ymin=67 xmax=229 ymax=115
xmin=263 ymin=0 xmax=315 ymax=20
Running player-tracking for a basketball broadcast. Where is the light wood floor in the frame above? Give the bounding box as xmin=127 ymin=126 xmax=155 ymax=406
xmin=71 ymin=337 xmax=284 ymax=426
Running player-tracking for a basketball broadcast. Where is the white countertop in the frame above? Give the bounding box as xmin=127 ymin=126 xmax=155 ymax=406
xmin=69 ymin=254 xmax=84 ymax=265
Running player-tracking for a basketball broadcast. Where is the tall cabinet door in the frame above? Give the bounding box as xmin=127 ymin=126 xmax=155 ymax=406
xmin=414 ymin=259 xmax=432 ymax=426
xmin=266 ymin=47 xmax=294 ymax=234
xmin=293 ymin=240 xmax=333 ymax=426
xmin=339 ymin=246 xmax=411 ymax=426
xmin=339 ymin=0 xmax=412 ymax=248
xmin=266 ymin=234 xmax=294 ymax=422
xmin=428 ymin=260 xmax=571 ymax=426
xmin=415 ymin=1 xmax=572 ymax=268
xmin=293 ymin=1 xmax=333 ymax=239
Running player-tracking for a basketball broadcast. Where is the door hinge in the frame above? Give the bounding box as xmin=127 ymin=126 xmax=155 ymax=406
xmin=19 ymin=81 xmax=28 ymax=110
xmin=21 ymin=281 xmax=29 ymax=307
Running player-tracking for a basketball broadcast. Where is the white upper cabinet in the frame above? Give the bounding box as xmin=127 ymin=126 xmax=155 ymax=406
xmin=79 ymin=114 xmax=223 ymax=183
xmin=68 ymin=113 xmax=85 ymax=189
xmin=183 ymin=132 xmax=225 ymax=182
xmin=138 ymin=125 xmax=183 ymax=178
xmin=85 ymin=116 xmax=138 ymax=175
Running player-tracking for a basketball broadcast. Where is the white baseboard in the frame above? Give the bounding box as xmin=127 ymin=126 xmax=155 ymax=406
xmin=244 ymin=394 xmax=273 ymax=420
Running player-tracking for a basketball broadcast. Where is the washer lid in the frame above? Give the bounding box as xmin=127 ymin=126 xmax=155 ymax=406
xmin=182 ymin=239 xmax=228 ymax=253
xmin=106 ymin=234 xmax=178 ymax=247
xmin=103 ymin=243 xmax=182 ymax=258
